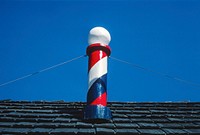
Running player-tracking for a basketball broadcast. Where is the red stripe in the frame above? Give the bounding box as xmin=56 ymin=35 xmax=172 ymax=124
xmin=90 ymin=92 xmax=107 ymax=106
xmin=88 ymin=50 xmax=107 ymax=71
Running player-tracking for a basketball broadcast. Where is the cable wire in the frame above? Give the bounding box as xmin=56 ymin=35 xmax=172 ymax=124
xmin=0 ymin=55 xmax=86 ymax=87
xmin=110 ymin=56 xmax=200 ymax=88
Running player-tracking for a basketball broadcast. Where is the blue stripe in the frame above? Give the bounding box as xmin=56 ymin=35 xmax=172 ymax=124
xmin=87 ymin=74 xmax=107 ymax=105
xmin=84 ymin=105 xmax=112 ymax=120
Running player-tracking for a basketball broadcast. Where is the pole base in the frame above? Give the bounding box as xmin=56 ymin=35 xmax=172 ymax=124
xmin=83 ymin=105 xmax=112 ymax=120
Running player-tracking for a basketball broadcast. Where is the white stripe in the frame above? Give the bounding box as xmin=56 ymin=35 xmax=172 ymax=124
xmin=88 ymin=56 xmax=108 ymax=90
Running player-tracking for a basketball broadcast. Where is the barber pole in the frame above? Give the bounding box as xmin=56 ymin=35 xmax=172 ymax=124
xmin=84 ymin=27 xmax=112 ymax=120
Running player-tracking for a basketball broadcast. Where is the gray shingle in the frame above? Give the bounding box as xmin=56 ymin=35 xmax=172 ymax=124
xmin=0 ymin=128 xmax=5 ymax=132
xmin=184 ymin=128 xmax=200 ymax=133
xmin=113 ymin=109 xmax=132 ymax=114
xmin=113 ymin=118 xmax=131 ymax=123
xmin=183 ymin=118 xmax=200 ymax=122
xmin=13 ymin=122 xmax=35 ymax=128
xmin=70 ymin=118 xmax=80 ymax=122
xmin=137 ymin=122 xmax=159 ymax=128
xmin=54 ymin=117 xmax=71 ymax=122
xmin=96 ymin=127 xmax=115 ymax=134
xmin=163 ymin=128 xmax=188 ymax=134
xmin=1 ymin=101 xmax=200 ymax=135
xmin=131 ymin=118 xmax=152 ymax=122
xmin=30 ymin=128 xmax=53 ymax=133
xmin=126 ymin=114 xmax=146 ymax=118
xmin=76 ymin=122 xmax=93 ymax=128
xmin=0 ymin=117 xmax=16 ymax=122
xmin=151 ymin=118 xmax=170 ymax=123
xmin=78 ymin=128 xmax=96 ymax=134
xmin=167 ymin=117 xmax=184 ymax=122
xmin=138 ymin=129 xmax=166 ymax=134
xmin=157 ymin=123 xmax=183 ymax=128
xmin=51 ymin=128 xmax=78 ymax=134
xmin=0 ymin=122 xmax=15 ymax=127
xmin=115 ymin=129 xmax=139 ymax=134
xmin=59 ymin=122 xmax=76 ymax=128
xmin=0 ymin=127 xmax=32 ymax=134
xmin=115 ymin=123 xmax=139 ymax=128
xmin=132 ymin=110 xmax=151 ymax=114
xmin=33 ymin=122 xmax=60 ymax=128
xmin=14 ymin=117 xmax=37 ymax=122
xmin=112 ymin=113 xmax=128 ymax=118
xmin=94 ymin=123 xmax=115 ymax=128
xmin=149 ymin=109 xmax=168 ymax=114
xmin=194 ymin=122 xmax=200 ymax=126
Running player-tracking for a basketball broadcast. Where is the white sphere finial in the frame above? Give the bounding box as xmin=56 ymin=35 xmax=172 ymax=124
xmin=88 ymin=27 xmax=111 ymax=45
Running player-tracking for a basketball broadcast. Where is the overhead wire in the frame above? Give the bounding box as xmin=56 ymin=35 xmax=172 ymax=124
xmin=0 ymin=54 xmax=86 ymax=87
xmin=1 ymin=54 xmax=200 ymax=88
xmin=109 ymin=56 xmax=200 ymax=88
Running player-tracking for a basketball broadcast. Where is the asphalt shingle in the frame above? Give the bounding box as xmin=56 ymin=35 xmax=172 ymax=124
xmin=51 ymin=128 xmax=78 ymax=134
xmin=1 ymin=127 xmax=32 ymax=134
xmin=115 ymin=129 xmax=139 ymax=135
xmin=78 ymin=128 xmax=96 ymax=134
xmin=96 ymin=127 xmax=115 ymax=134
xmin=0 ymin=100 xmax=200 ymax=135
xmin=163 ymin=128 xmax=188 ymax=134
xmin=29 ymin=128 xmax=53 ymax=133
xmin=115 ymin=123 xmax=139 ymax=128
xmin=138 ymin=129 xmax=166 ymax=135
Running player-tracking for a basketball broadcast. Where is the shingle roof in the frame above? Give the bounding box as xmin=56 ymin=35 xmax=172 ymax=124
xmin=0 ymin=100 xmax=200 ymax=134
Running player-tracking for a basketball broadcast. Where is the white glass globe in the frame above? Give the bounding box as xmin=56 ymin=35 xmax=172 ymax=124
xmin=88 ymin=27 xmax=111 ymax=45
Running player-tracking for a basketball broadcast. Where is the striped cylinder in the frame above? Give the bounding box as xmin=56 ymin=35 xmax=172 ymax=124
xmin=84 ymin=43 xmax=112 ymax=120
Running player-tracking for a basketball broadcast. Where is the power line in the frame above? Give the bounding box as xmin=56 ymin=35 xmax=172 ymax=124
xmin=2 ymin=54 xmax=200 ymax=88
xmin=0 ymin=55 xmax=86 ymax=87
xmin=110 ymin=56 xmax=200 ymax=88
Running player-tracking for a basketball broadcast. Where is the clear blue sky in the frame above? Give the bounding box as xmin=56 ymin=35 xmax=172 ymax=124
xmin=0 ymin=0 xmax=200 ymax=102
